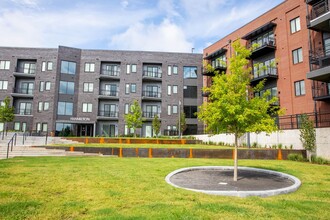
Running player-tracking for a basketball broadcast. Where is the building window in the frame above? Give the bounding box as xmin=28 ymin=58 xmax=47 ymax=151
xmin=38 ymin=102 xmax=43 ymax=112
xmin=0 ymin=80 xmax=8 ymax=90
xmin=82 ymin=103 xmax=92 ymax=113
xmin=173 ymin=85 xmax=178 ymax=94
xmin=42 ymin=61 xmax=46 ymax=72
xmin=83 ymin=83 xmax=93 ymax=93
xmin=292 ymin=48 xmax=303 ymax=64
xmin=173 ymin=66 xmax=178 ymax=75
xmin=22 ymin=122 xmax=27 ymax=132
xmin=184 ymin=106 xmax=197 ymax=118
xmin=42 ymin=123 xmax=48 ymax=132
xmin=0 ymin=60 xmax=10 ymax=70
xmin=57 ymin=101 xmax=73 ymax=115
xmin=84 ymin=63 xmax=95 ymax=72
xmin=18 ymin=102 xmax=32 ymax=115
xmin=290 ymin=17 xmax=301 ymax=34
xmin=14 ymin=122 xmax=20 ymax=131
xmin=36 ymin=123 xmax=41 ymax=132
xmin=61 ymin=61 xmax=76 ymax=74
xmin=167 ymin=85 xmax=172 ymax=95
xmin=131 ymin=83 xmax=136 ymax=93
xmin=168 ymin=65 xmax=172 ymax=75
xmin=167 ymin=105 xmax=171 ymax=115
xmin=131 ymin=64 xmax=137 ymax=73
xmin=45 ymin=82 xmax=51 ymax=91
xmin=125 ymin=103 xmax=129 ymax=114
xmin=183 ymin=86 xmax=197 ymax=98
xmin=44 ymin=102 xmax=49 ymax=111
xmin=295 ymin=80 xmax=305 ymax=96
xmin=126 ymin=64 xmax=137 ymax=74
xmin=59 ymin=81 xmax=74 ymax=94
xmin=183 ymin=66 xmax=197 ymax=79
xmin=125 ymin=83 xmax=130 ymax=94
xmin=47 ymin=62 xmax=53 ymax=71
xmin=173 ymin=105 xmax=178 ymax=114
xmin=102 ymin=64 xmax=120 ymax=76
xmin=39 ymin=81 xmax=45 ymax=92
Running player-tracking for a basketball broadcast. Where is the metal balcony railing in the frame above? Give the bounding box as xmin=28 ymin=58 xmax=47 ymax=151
xmin=13 ymin=87 xmax=34 ymax=95
xmin=143 ymin=112 xmax=160 ymax=118
xmin=15 ymin=109 xmax=32 ymax=115
xmin=309 ymin=43 xmax=330 ymax=70
xmin=143 ymin=71 xmax=162 ymax=79
xmin=99 ymin=89 xmax=119 ymax=97
xmin=98 ymin=111 xmax=119 ymax=118
xmin=142 ymin=90 xmax=161 ymax=98
xmin=252 ymin=67 xmax=278 ymax=79
xmin=101 ymin=68 xmax=120 ymax=77
xmin=310 ymin=0 xmax=329 ymax=20
xmin=15 ymin=67 xmax=36 ymax=75
xmin=251 ymin=37 xmax=276 ymax=51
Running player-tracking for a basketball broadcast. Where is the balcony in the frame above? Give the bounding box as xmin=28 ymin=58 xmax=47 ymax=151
xmin=312 ymin=81 xmax=330 ymax=101
xmin=251 ymin=67 xmax=278 ymax=84
xmin=143 ymin=112 xmax=160 ymax=120
xmin=249 ymin=37 xmax=276 ymax=59
xmin=142 ymin=90 xmax=161 ymax=101
xmin=307 ymin=46 xmax=330 ymax=82
xmin=11 ymin=87 xmax=34 ymax=98
xmin=98 ymin=90 xmax=119 ymax=100
xmin=202 ymin=65 xmax=226 ymax=76
xmin=97 ymin=110 xmax=119 ymax=120
xmin=142 ymin=71 xmax=162 ymax=81
xmin=15 ymin=109 xmax=33 ymax=116
xmin=100 ymin=68 xmax=120 ymax=80
xmin=307 ymin=0 xmax=330 ymax=32
xmin=14 ymin=67 xmax=36 ymax=78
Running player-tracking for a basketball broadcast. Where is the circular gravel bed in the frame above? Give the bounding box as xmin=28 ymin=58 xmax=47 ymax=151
xmin=165 ymin=166 xmax=301 ymax=197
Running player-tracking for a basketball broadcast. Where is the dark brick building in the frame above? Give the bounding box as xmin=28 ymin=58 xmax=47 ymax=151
xmin=0 ymin=46 xmax=203 ymax=137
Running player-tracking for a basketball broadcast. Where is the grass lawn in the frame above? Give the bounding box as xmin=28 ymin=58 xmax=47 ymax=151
xmin=0 ymin=157 xmax=329 ymax=220
xmin=50 ymin=143 xmax=233 ymax=149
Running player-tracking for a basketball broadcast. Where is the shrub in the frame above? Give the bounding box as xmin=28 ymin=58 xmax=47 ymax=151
xmin=251 ymin=142 xmax=258 ymax=148
xmin=311 ymin=155 xmax=330 ymax=165
xmin=287 ymin=153 xmax=306 ymax=162
xmin=277 ymin=143 xmax=283 ymax=149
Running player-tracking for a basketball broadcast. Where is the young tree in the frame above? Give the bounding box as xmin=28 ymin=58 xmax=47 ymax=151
xmin=198 ymin=40 xmax=281 ymax=181
xmin=152 ymin=114 xmax=161 ymax=137
xmin=299 ymin=114 xmax=316 ymax=162
xmin=124 ymin=100 xmax=143 ymax=137
xmin=177 ymin=111 xmax=187 ymax=137
xmin=0 ymin=97 xmax=15 ymax=140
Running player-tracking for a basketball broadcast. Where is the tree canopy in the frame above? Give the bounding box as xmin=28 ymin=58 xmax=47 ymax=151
xmin=124 ymin=100 xmax=143 ymax=137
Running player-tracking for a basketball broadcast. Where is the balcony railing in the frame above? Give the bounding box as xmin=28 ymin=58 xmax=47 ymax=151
xmin=276 ymin=112 xmax=330 ymax=129
xmin=252 ymin=67 xmax=278 ymax=81
xmin=98 ymin=111 xmax=119 ymax=118
xmin=143 ymin=71 xmax=162 ymax=79
xmin=15 ymin=109 xmax=32 ymax=115
xmin=312 ymin=81 xmax=330 ymax=100
xmin=309 ymin=0 xmax=329 ymax=20
xmin=250 ymin=37 xmax=276 ymax=51
xmin=309 ymin=43 xmax=330 ymax=71
xmin=15 ymin=67 xmax=36 ymax=75
xmin=163 ymin=129 xmax=178 ymax=136
xmin=13 ymin=87 xmax=34 ymax=95
xmin=143 ymin=112 xmax=160 ymax=118
xmin=142 ymin=91 xmax=161 ymax=98
xmin=101 ymin=69 xmax=120 ymax=77
xmin=99 ymin=89 xmax=119 ymax=97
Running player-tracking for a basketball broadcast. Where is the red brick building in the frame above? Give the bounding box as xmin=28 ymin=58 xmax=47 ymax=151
xmin=203 ymin=0 xmax=330 ymax=129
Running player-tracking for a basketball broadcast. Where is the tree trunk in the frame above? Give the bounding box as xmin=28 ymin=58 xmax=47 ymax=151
xmin=1 ymin=122 xmax=6 ymax=140
xmin=234 ymin=133 xmax=238 ymax=181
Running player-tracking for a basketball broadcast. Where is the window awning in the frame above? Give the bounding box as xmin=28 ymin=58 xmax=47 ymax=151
xmin=242 ymin=22 xmax=277 ymax=40
xmin=204 ymin=48 xmax=227 ymax=60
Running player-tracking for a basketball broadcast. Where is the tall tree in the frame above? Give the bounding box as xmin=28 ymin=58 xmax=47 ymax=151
xmin=177 ymin=111 xmax=187 ymax=137
xmin=124 ymin=100 xmax=143 ymax=137
xmin=198 ymin=40 xmax=281 ymax=181
xmin=152 ymin=114 xmax=161 ymax=137
xmin=299 ymin=114 xmax=316 ymax=162
xmin=0 ymin=97 xmax=15 ymax=140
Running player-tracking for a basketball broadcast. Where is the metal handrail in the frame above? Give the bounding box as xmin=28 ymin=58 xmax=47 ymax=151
xmin=6 ymin=133 xmax=17 ymax=159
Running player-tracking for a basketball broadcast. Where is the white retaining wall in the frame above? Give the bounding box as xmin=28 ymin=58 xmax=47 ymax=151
xmin=194 ymin=128 xmax=330 ymax=159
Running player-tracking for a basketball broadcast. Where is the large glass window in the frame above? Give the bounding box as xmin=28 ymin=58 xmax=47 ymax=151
xmin=173 ymin=66 xmax=178 ymax=75
xmin=18 ymin=102 xmax=32 ymax=115
xmin=184 ymin=106 xmax=198 ymax=118
xmin=59 ymin=81 xmax=74 ymax=94
xmin=56 ymin=123 xmax=73 ymax=136
xmin=173 ymin=85 xmax=178 ymax=94
xmin=0 ymin=60 xmax=10 ymax=70
xmin=82 ymin=103 xmax=92 ymax=113
xmin=211 ymin=54 xmax=226 ymax=69
xmin=131 ymin=83 xmax=136 ymax=93
xmin=183 ymin=86 xmax=197 ymax=98
xmin=57 ymin=101 xmax=73 ymax=115
xmin=0 ymin=80 xmax=8 ymax=90
xmin=290 ymin=17 xmax=301 ymax=34
xmin=295 ymin=80 xmax=305 ymax=96
xmin=183 ymin=66 xmax=197 ymax=79
xmin=83 ymin=83 xmax=93 ymax=93
xmin=61 ymin=61 xmax=76 ymax=74
xmin=167 ymin=85 xmax=172 ymax=95
xmin=45 ymin=82 xmax=51 ymax=91
xmin=102 ymin=64 xmax=120 ymax=76
xmin=292 ymin=48 xmax=303 ymax=64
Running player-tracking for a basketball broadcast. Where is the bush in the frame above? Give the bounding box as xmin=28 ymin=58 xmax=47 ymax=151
xmin=287 ymin=153 xmax=306 ymax=162
xmin=311 ymin=155 xmax=330 ymax=165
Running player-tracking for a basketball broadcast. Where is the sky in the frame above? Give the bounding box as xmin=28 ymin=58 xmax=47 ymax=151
xmin=0 ymin=0 xmax=284 ymax=53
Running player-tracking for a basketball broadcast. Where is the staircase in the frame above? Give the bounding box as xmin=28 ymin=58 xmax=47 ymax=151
xmin=0 ymin=132 xmax=102 ymax=159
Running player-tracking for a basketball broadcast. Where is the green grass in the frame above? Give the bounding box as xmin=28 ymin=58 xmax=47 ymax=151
xmin=0 ymin=157 xmax=329 ymax=219
xmin=50 ymin=143 xmax=234 ymax=149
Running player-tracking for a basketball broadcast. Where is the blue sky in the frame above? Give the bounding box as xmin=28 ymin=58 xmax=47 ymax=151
xmin=0 ymin=0 xmax=284 ymax=53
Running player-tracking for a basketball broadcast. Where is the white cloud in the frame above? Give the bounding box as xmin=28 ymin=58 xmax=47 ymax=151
xmin=109 ymin=19 xmax=193 ymax=52
xmin=121 ymin=0 xmax=129 ymax=8
xmin=10 ymin=0 xmax=39 ymax=8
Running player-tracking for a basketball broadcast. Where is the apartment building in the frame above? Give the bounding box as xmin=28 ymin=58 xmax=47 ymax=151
xmin=0 ymin=46 xmax=203 ymax=137
xmin=203 ymin=0 xmax=330 ymax=129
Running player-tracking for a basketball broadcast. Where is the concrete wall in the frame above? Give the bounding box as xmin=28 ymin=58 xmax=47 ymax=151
xmin=195 ymin=127 xmax=330 ymax=159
